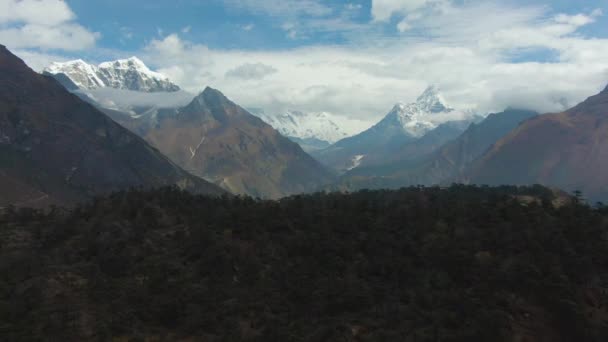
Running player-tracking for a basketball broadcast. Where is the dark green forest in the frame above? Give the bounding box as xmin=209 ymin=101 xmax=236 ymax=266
xmin=1 ymin=185 xmax=608 ymax=341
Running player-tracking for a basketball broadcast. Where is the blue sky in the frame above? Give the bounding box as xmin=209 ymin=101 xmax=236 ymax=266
xmin=60 ymin=0 xmax=608 ymax=53
xmin=2 ymin=0 xmax=608 ymax=120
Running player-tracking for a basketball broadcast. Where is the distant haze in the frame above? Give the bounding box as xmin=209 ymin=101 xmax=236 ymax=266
xmin=82 ymin=88 xmax=195 ymax=110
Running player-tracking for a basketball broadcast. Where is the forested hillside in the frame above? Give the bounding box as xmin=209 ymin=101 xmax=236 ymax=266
xmin=1 ymin=186 xmax=608 ymax=341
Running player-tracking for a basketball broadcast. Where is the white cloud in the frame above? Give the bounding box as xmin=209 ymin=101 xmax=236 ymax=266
xmin=345 ymin=3 xmax=363 ymax=11
xmin=11 ymin=49 xmax=68 ymax=71
xmin=0 ymin=23 xmax=98 ymax=51
xmin=142 ymin=1 xmax=608 ymax=125
xmin=147 ymin=33 xmax=188 ymax=56
xmin=0 ymin=0 xmax=74 ymax=25
xmin=223 ymin=0 xmax=332 ymax=18
xmin=225 ymin=63 xmax=278 ymax=80
xmin=397 ymin=19 xmax=411 ymax=32
xmin=83 ymin=88 xmax=195 ymax=110
xmin=0 ymin=0 xmax=98 ymax=51
xmin=242 ymin=23 xmax=255 ymax=31
xmin=181 ymin=26 xmax=192 ymax=33
xmin=554 ymin=13 xmax=596 ymax=27
xmin=371 ymin=0 xmax=442 ymax=21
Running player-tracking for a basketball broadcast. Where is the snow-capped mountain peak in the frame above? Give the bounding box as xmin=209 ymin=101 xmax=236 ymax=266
xmin=250 ymin=109 xmax=370 ymax=145
xmin=44 ymin=57 xmax=180 ymax=93
xmin=378 ymin=86 xmax=460 ymax=138
xmin=416 ymin=85 xmax=452 ymax=113
xmin=45 ymin=59 xmax=106 ymax=89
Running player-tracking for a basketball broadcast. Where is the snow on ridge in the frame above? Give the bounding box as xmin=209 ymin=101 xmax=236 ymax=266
xmin=347 ymin=155 xmax=365 ymax=171
xmin=43 ymin=57 xmax=180 ymax=93
xmin=98 ymin=57 xmax=170 ymax=81
xmin=381 ymin=85 xmax=473 ymax=138
xmin=251 ymin=109 xmax=370 ymax=144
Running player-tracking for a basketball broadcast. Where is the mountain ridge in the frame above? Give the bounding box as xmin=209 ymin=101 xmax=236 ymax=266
xmin=313 ymin=86 xmax=473 ymax=172
xmin=467 ymin=85 xmax=608 ymax=201
xmin=143 ymin=87 xmax=335 ymax=198
xmin=327 ymin=109 xmax=538 ymax=192
xmin=250 ymin=108 xmax=369 ymax=148
xmin=0 ymin=45 xmax=224 ymax=207
xmin=44 ymin=57 xmax=180 ymax=93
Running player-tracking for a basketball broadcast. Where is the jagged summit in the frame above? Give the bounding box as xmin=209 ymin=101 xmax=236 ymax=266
xmin=201 ymin=86 xmax=228 ymax=99
xmin=142 ymin=86 xmax=335 ymax=198
xmin=44 ymin=57 xmax=180 ymax=92
xmin=183 ymin=87 xmax=231 ymax=112
xmin=379 ymin=85 xmax=456 ymax=138
xmin=99 ymin=56 xmax=146 ymax=68
xmin=416 ymin=85 xmax=452 ymax=113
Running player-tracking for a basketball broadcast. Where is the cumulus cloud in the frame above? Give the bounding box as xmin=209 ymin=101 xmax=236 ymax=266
xmin=0 ymin=0 xmax=98 ymax=51
xmin=226 ymin=63 xmax=278 ymax=80
xmin=397 ymin=19 xmax=411 ymax=32
xmin=223 ymin=0 xmax=331 ymax=18
xmin=11 ymin=49 xmax=69 ymax=71
xmin=83 ymin=88 xmax=195 ymax=110
xmin=371 ymin=0 xmax=444 ymax=21
xmin=241 ymin=23 xmax=255 ymax=31
xmin=138 ymin=2 xmax=608 ymax=124
xmin=0 ymin=0 xmax=73 ymax=25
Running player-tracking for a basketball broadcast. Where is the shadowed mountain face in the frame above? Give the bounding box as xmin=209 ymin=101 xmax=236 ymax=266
xmin=468 ymin=86 xmax=608 ymax=201
xmin=0 ymin=45 xmax=224 ymax=207
xmin=143 ymin=87 xmax=335 ymax=198
xmin=331 ymin=109 xmax=538 ymax=191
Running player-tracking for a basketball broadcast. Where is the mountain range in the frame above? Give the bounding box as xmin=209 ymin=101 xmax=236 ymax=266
xmin=313 ymin=86 xmax=476 ymax=172
xmin=468 ymin=85 xmax=608 ymax=201
xmin=43 ymin=57 xmax=181 ymax=93
xmin=6 ymin=45 xmax=608 ymax=204
xmin=42 ymin=55 xmax=334 ymax=198
xmin=141 ymin=88 xmax=335 ymax=198
xmin=250 ymin=109 xmax=369 ymax=151
xmin=334 ymin=108 xmax=539 ymax=191
xmin=0 ymin=45 xmax=223 ymax=207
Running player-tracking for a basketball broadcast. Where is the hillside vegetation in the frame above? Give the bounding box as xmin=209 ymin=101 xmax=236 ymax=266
xmin=1 ymin=186 xmax=608 ymax=341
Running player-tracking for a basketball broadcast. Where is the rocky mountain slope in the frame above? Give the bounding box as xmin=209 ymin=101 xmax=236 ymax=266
xmin=468 ymin=85 xmax=608 ymax=201
xmin=250 ymin=109 xmax=369 ymax=151
xmin=334 ymin=109 xmax=538 ymax=191
xmin=313 ymin=86 xmax=473 ymax=172
xmin=0 ymin=45 xmax=224 ymax=207
xmin=143 ymin=87 xmax=335 ymax=198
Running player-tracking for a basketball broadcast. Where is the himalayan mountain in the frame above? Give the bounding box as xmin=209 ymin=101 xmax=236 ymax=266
xmin=0 ymin=45 xmax=224 ymax=207
xmin=44 ymin=58 xmax=336 ymax=198
xmin=43 ymin=57 xmax=193 ymax=123
xmin=332 ymin=83 xmax=608 ymax=203
xmin=334 ymin=108 xmax=539 ymax=191
xmin=40 ymin=50 xmax=608 ymax=202
xmin=140 ymin=88 xmax=335 ymax=198
xmin=44 ymin=59 xmax=369 ymax=155
xmin=43 ymin=57 xmax=181 ymax=92
xmin=249 ymin=109 xmax=369 ymax=152
xmin=312 ymin=86 xmax=477 ymax=172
